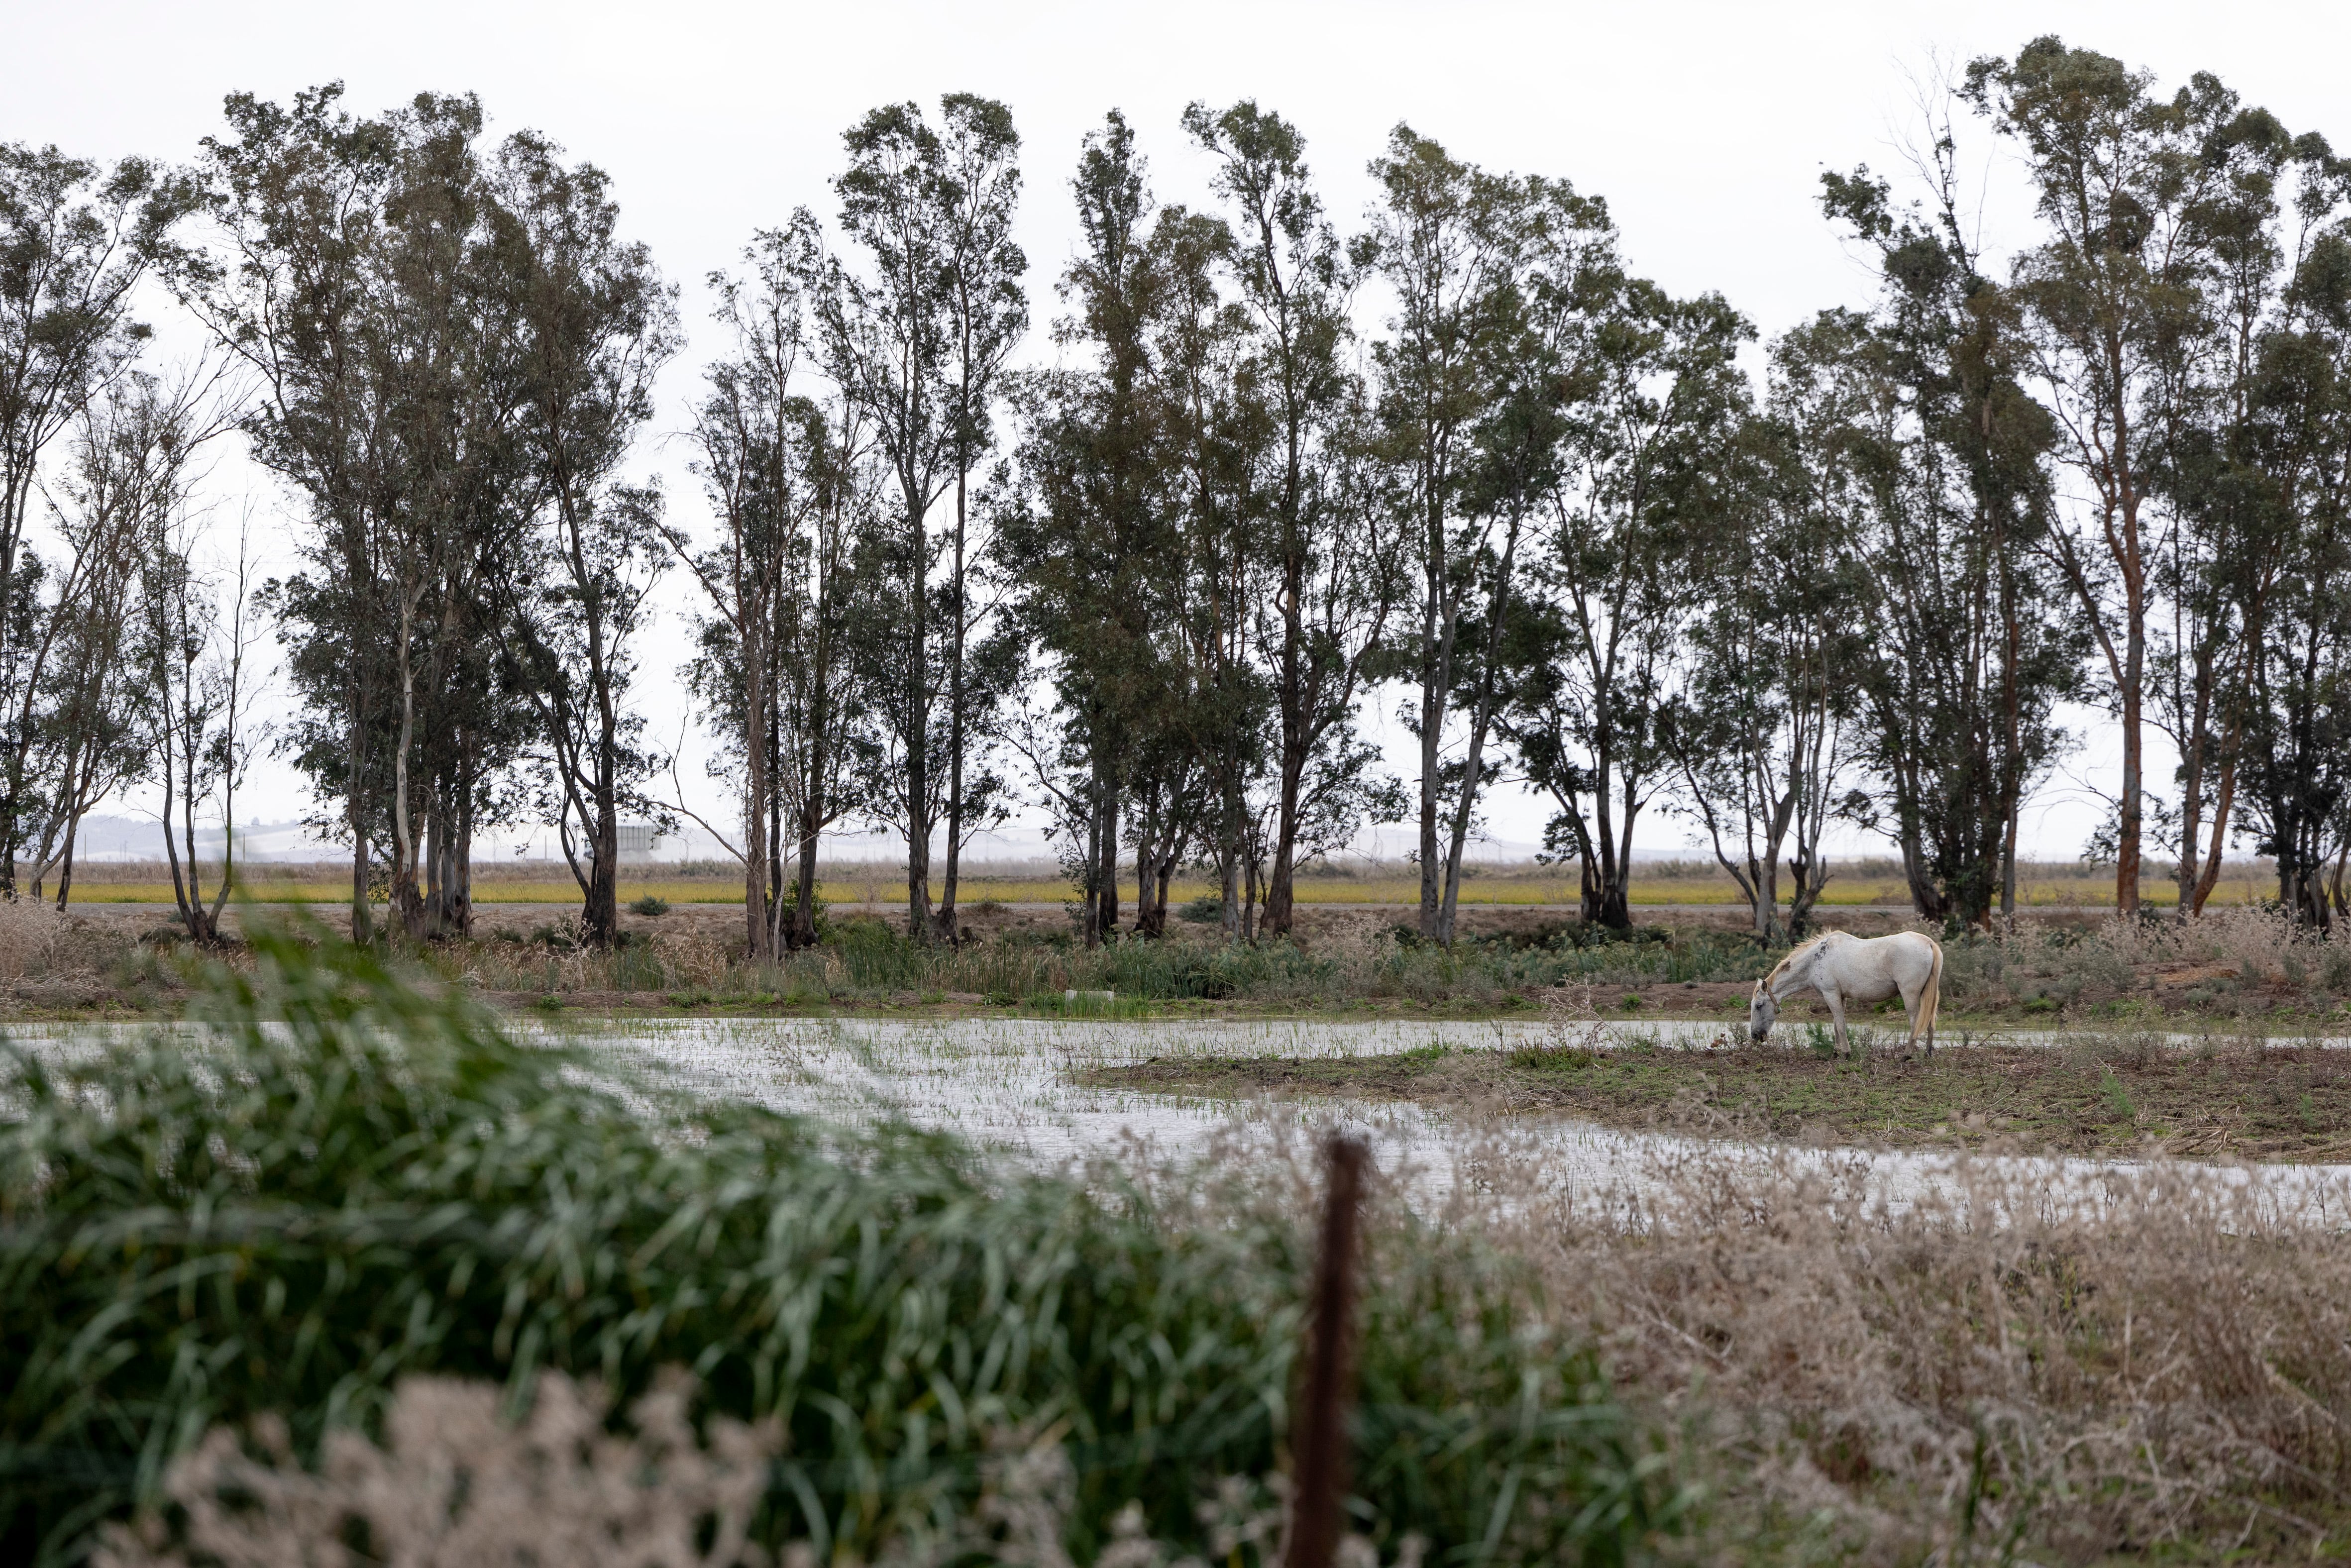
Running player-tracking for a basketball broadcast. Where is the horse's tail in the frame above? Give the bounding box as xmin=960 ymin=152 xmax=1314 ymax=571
xmin=1916 ymin=937 xmax=1944 ymax=1055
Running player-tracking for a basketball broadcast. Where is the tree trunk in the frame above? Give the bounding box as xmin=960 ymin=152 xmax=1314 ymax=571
xmin=1243 ymin=850 xmax=1261 ymax=943
xmin=1265 ymin=547 xmax=1307 ymax=939
xmin=584 ymin=791 xmax=619 ymax=948
xmin=348 ymin=684 xmax=372 ymax=944
xmin=1266 ymin=749 xmax=1302 ymax=940
xmin=1096 ymin=778 xmax=1120 ymax=939
xmin=933 ymin=471 xmax=969 ymax=946
xmin=793 ymin=803 xmax=822 ymax=951
xmin=904 ymin=492 xmax=934 ymax=939
xmin=1435 ymin=521 xmax=1520 ymax=946
xmin=743 ymin=620 xmax=773 ymax=961
xmin=1416 ymin=635 xmax=1446 ymax=939
xmin=1219 ymin=843 xmax=1240 ymax=943
xmin=1081 ymin=775 xmax=1107 ymax=948
xmin=452 ymin=787 xmax=474 ymax=938
xmin=1133 ymin=795 xmax=1156 ymax=939
xmin=159 ymin=738 xmax=188 ymax=935
xmin=52 ymin=820 xmax=77 ymax=913
xmin=392 ymin=599 xmax=423 ymax=941
xmin=2117 ymin=618 xmax=2143 ymax=918
xmin=1595 ymin=772 xmax=1641 ymax=932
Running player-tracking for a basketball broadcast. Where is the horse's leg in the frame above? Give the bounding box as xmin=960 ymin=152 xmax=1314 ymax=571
xmin=1900 ymin=976 xmax=1924 ymax=1056
xmin=1825 ymin=988 xmax=1850 ymax=1057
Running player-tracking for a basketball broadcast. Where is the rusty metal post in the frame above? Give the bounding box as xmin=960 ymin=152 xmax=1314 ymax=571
xmin=1289 ymin=1133 xmax=1369 ymax=1568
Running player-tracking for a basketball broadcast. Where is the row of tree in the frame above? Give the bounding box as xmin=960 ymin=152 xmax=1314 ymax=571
xmin=4 ymin=36 xmax=2350 ymax=949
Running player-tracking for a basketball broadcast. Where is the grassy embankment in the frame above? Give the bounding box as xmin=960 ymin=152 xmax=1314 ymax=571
xmin=14 ymin=879 xmax=2351 ymax=1027
xmin=45 ymin=855 xmax=2281 ymax=908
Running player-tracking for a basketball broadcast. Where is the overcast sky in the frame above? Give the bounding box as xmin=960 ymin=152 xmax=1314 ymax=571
xmin=11 ymin=0 xmax=2348 ymax=862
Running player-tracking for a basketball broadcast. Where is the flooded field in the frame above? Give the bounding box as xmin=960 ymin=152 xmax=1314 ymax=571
xmin=17 ymin=1012 xmax=2351 ymax=1218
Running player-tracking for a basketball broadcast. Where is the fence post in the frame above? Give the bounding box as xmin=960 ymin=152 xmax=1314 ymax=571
xmin=1289 ymin=1133 xmax=1369 ymax=1568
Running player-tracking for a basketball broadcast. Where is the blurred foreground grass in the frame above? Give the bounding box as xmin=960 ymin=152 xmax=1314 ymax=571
xmin=0 ymin=929 xmax=1674 ymax=1566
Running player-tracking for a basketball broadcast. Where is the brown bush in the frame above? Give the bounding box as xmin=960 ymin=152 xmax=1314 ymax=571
xmin=1443 ymin=1133 xmax=2351 ymax=1561
xmin=97 ymin=1369 xmax=779 ymax=1568
xmin=0 ymin=898 xmax=119 ymax=983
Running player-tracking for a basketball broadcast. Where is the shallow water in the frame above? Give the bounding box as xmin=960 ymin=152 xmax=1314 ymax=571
xmin=15 ymin=1013 xmax=2351 ymax=1218
xmin=528 ymin=1013 xmax=2351 ymax=1219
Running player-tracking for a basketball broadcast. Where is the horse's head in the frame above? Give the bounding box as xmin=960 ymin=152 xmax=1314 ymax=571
xmin=1748 ymin=979 xmax=1778 ymax=1043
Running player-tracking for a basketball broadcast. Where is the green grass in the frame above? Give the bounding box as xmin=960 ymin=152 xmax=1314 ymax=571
xmin=0 ymin=929 xmax=1678 ymax=1566
xmin=1081 ymin=1035 xmax=2351 ymax=1161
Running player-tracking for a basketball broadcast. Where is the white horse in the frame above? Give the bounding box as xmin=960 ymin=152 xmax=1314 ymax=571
xmin=1749 ymin=931 xmax=1944 ymax=1056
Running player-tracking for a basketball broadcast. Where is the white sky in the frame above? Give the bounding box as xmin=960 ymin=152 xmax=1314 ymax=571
xmin=11 ymin=0 xmax=2347 ymax=864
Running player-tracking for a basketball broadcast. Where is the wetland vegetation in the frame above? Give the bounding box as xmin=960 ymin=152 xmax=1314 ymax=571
xmin=1088 ymin=1030 xmax=2351 ymax=1161
xmin=18 ymin=941 xmax=2351 ymax=1562
xmin=0 ymin=936 xmax=1671 ymax=1568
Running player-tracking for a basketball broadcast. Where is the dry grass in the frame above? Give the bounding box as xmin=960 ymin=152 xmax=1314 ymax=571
xmin=1451 ymin=1144 xmax=2351 ymax=1563
xmin=1089 ymin=976 xmax=2351 ymax=1560
xmin=0 ymin=898 xmax=123 ymax=986
xmin=100 ymin=1371 xmax=1431 ymax=1568
xmin=96 ymin=1369 xmax=779 ymax=1568
xmin=0 ymin=900 xmax=69 ymax=981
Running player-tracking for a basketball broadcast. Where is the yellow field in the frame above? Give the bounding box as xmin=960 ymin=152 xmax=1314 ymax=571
xmin=59 ymin=870 xmax=2262 ymax=910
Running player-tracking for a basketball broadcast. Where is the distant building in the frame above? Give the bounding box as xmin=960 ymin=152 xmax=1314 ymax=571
xmin=616 ymin=822 xmax=663 ymax=865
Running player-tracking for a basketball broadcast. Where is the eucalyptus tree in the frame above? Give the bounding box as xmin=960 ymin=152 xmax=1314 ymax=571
xmin=183 ymin=84 xmax=406 ymax=941
xmin=2140 ymin=108 xmax=2345 ymax=920
xmin=369 ymin=97 xmax=519 ymax=940
xmin=2238 ymin=460 xmax=2351 ymax=926
xmin=489 ymin=130 xmax=677 ymax=949
xmin=1964 ymin=37 xmax=2284 ymax=916
xmin=1423 ymin=175 xmax=1615 ymax=945
xmin=1144 ymin=200 xmax=1276 ymax=938
xmin=818 ymin=96 xmax=1025 ymax=942
xmin=2227 ymin=145 xmax=2351 ymax=924
xmin=673 ymin=218 xmax=872 ymax=955
xmin=1661 ymin=370 xmax=1861 ymax=943
xmin=1501 ymin=280 xmax=1749 ymax=929
xmin=1817 ymin=137 xmax=2080 ymax=928
xmin=194 ymin=89 xmax=539 ymax=942
xmin=996 ymin=111 xmax=1167 ymax=946
xmin=674 ymin=223 xmax=810 ymax=959
xmin=141 ymin=487 xmax=267 ymax=945
xmin=1185 ymin=100 xmax=1399 ymax=938
xmin=822 ymin=102 xmax=952 ymax=937
xmin=18 ymin=370 xmax=209 ymax=908
xmin=929 ymin=95 xmax=1027 ymax=943
xmin=0 ymin=140 xmax=190 ymax=894
xmin=1363 ymin=126 xmax=1523 ymax=940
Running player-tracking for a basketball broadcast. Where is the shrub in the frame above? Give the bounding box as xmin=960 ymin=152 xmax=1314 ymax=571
xmin=98 ymin=1370 xmax=775 ymax=1568
xmin=628 ymin=893 xmax=671 ymax=917
xmin=0 ymin=929 xmax=1671 ymax=1567
xmin=0 ymin=900 xmax=94 ymax=982
xmin=1488 ymin=1142 xmax=2351 ymax=1560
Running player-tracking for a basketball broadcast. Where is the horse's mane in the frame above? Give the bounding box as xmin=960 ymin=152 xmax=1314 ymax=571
xmin=1763 ymin=932 xmax=1838 ymax=986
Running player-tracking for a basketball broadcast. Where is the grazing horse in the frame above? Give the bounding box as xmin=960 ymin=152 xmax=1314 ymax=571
xmin=1749 ymin=931 xmax=1943 ymax=1056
